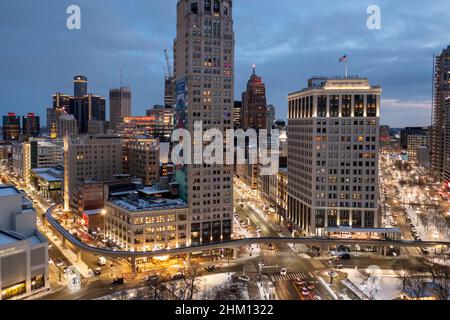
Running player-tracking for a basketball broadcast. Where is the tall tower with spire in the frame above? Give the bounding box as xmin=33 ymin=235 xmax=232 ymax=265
xmin=242 ymin=65 xmax=267 ymax=131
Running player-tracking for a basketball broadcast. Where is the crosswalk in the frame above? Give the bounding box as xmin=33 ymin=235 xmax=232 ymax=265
xmin=271 ymin=272 xmax=313 ymax=283
xmin=262 ymin=250 xmax=296 ymax=257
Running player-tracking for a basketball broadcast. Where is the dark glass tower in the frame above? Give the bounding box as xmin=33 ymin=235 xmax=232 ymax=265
xmin=2 ymin=113 xmax=20 ymax=141
xmin=73 ymin=75 xmax=88 ymax=97
xmin=22 ymin=113 xmax=40 ymax=141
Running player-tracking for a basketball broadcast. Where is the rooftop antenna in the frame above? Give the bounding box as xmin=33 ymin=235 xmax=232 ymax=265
xmin=252 ymin=64 xmax=256 ymax=75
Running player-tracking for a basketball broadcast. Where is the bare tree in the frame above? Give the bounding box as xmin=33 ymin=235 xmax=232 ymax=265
xmin=394 ymin=262 xmax=428 ymax=299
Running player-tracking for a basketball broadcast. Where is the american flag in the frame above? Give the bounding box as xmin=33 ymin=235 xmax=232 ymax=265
xmin=339 ymin=55 xmax=348 ymax=63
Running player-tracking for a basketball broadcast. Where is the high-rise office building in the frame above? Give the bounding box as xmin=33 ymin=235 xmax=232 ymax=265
xmin=69 ymin=94 xmax=106 ymax=134
xmin=287 ymin=76 xmax=381 ymax=237
xmin=109 ymin=87 xmax=132 ymax=131
xmin=73 ymin=75 xmax=88 ymax=97
xmin=173 ymin=0 xmax=234 ymax=245
xmin=242 ymin=66 xmax=267 ymax=131
xmin=267 ymin=105 xmax=276 ymax=130
xmin=56 ymin=113 xmax=78 ymax=139
xmin=233 ymin=101 xmax=242 ymax=129
xmin=236 ymin=67 xmax=268 ymax=190
xmin=64 ymin=135 xmax=123 ymax=211
xmin=165 ymin=76 xmax=175 ymax=108
xmin=431 ymin=46 xmax=450 ymax=180
xmin=400 ymin=127 xmax=428 ymax=150
xmin=2 ymin=113 xmax=20 ymax=142
xmin=123 ymin=137 xmax=160 ymax=185
xmin=408 ymin=135 xmax=429 ymax=164
xmin=22 ymin=113 xmax=40 ymax=141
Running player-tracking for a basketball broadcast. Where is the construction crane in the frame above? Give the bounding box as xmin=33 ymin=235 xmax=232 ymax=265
xmin=164 ymin=49 xmax=173 ymax=79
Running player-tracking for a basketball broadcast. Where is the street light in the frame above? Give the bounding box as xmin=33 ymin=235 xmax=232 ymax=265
xmin=101 ymin=209 xmax=107 ymax=240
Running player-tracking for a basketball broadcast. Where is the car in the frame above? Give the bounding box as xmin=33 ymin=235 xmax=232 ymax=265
xmin=204 ymin=265 xmax=217 ymax=272
xmin=97 ymin=256 xmax=107 ymax=266
xmin=112 ymin=277 xmax=124 ymax=285
xmin=280 ymin=268 xmax=287 ymax=276
xmin=268 ymin=244 xmax=274 ymax=251
xmin=307 ymin=283 xmax=315 ymax=290
xmin=146 ymin=275 xmax=159 ymax=283
xmin=171 ymin=272 xmax=185 ymax=281
xmin=256 ymin=228 xmax=262 ymax=233
xmin=313 ymin=295 xmax=322 ymax=300
xmin=301 ymin=288 xmax=310 ymax=296
xmin=238 ymin=275 xmax=251 ymax=283
xmin=339 ymin=253 xmax=351 ymax=260
xmin=93 ymin=268 xmax=102 ymax=276
xmin=335 ymin=264 xmax=344 ymax=270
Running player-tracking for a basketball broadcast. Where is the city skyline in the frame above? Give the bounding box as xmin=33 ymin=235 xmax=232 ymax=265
xmin=2 ymin=0 xmax=450 ymax=127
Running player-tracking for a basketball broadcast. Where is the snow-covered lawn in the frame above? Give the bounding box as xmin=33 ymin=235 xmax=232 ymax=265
xmin=405 ymin=207 xmax=450 ymax=242
xmin=343 ymin=268 xmax=402 ymax=300
xmin=194 ymin=273 xmax=250 ymax=300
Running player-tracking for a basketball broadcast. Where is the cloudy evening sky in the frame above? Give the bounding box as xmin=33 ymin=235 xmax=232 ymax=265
xmin=1 ymin=0 xmax=450 ymax=127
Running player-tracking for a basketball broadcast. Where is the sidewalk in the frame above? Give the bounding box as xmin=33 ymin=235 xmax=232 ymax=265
xmin=40 ymin=222 xmax=91 ymax=278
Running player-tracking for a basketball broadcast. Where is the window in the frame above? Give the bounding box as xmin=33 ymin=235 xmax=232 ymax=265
xmin=367 ymin=95 xmax=377 ymax=117
xmin=354 ymin=95 xmax=364 ymax=117
xmin=317 ymin=95 xmax=327 ymax=117
xmin=342 ymin=95 xmax=352 ymax=117
xmin=330 ymin=95 xmax=339 ymax=117
xmin=191 ymin=2 xmax=198 ymax=14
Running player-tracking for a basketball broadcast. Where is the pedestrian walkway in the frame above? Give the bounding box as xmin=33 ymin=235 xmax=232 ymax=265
xmin=271 ymin=272 xmax=313 ymax=282
xmin=39 ymin=223 xmax=91 ymax=278
xmin=262 ymin=250 xmax=296 ymax=257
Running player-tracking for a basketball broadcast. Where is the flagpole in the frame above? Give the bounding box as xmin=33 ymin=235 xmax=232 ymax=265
xmin=345 ymin=61 xmax=348 ymax=78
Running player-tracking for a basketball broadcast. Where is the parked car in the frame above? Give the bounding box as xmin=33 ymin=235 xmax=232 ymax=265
xmin=268 ymin=243 xmax=274 ymax=251
xmin=146 ymin=275 xmax=159 ymax=283
xmin=112 ymin=277 xmax=124 ymax=285
xmin=204 ymin=265 xmax=217 ymax=273
xmin=238 ymin=275 xmax=251 ymax=283
xmin=280 ymin=268 xmax=288 ymax=276
xmin=339 ymin=253 xmax=351 ymax=260
xmin=171 ymin=272 xmax=185 ymax=281
xmin=93 ymin=268 xmax=102 ymax=276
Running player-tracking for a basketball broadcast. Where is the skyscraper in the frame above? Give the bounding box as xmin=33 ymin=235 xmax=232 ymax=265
xmin=73 ymin=75 xmax=88 ymax=97
xmin=164 ymin=76 xmax=175 ymax=108
xmin=173 ymin=0 xmax=234 ymax=245
xmin=233 ymin=101 xmax=242 ymax=129
xmin=69 ymin=93 xmax=106 ymax=134
xmin=288 ymin=76 xmax=381 ymax=237
xmin=431 ymin=46 xmax=450 ymax=180
xmin=267 ymin=105 xmax=276 ymax=130
xmin=109 ymin=87 xmax=132 ymax=131
xmin=2 ymin=113 xmax=20 ymax=141
xmin=22 ymin=113 xmax=40 ymax=141
xmin=236 ymin=67 xmax=268 ymax=190
xmin=241 ymin=66 xmax=267 ymax=131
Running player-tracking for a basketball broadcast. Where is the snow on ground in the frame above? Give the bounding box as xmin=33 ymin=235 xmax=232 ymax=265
xmin=343 ymin=268 xmax=402 ymax=300
xmin=195 ymin=273 xmax=251 ymax=300
xmin=405 ymin=207 xmax=450 ymax=242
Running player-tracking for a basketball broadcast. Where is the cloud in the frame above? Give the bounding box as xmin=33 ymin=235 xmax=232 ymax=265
xmin=0 ymin=0 xmax=449 ymax=128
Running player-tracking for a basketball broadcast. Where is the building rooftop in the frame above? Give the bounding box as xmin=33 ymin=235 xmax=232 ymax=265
xmin=0 ymin=185 xmax=19 ymax=197
xmin=0 ymin=230 xmax=44 ymax=247
xmin=110 ymin=197 xmax=186 ymax=212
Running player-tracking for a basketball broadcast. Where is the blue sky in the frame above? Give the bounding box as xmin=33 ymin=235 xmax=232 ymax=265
xmin=1 ymin=0 xmax=450 ymax=127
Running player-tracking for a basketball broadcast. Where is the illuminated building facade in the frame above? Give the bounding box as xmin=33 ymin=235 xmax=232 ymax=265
xmin=288 ymin=77 xmax=381 ymax=237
